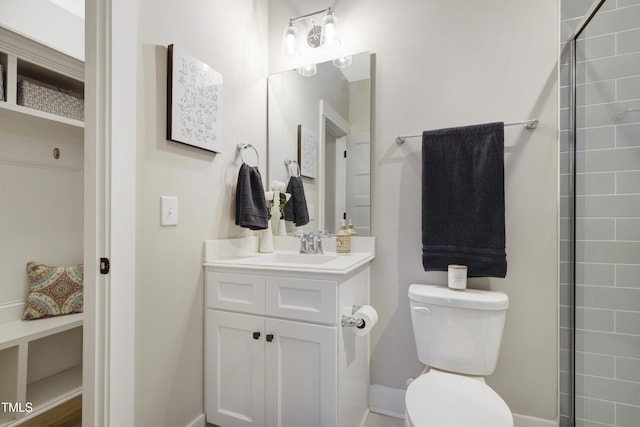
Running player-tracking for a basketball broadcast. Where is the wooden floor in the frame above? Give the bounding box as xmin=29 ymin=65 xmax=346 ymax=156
xmin=14 ymin=398 xmax=403 ymax=427
xmin=17 ymin=396 xmax=81 ymax=427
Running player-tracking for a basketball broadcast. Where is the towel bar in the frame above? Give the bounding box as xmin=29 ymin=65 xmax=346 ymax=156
xmin=395 ymin=119 xmax=539 ymax=145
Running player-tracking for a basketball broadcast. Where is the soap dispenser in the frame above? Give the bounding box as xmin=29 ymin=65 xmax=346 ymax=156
xmin=347 ymin=219 xmax=358 ymax=235
xmin=336 ymin=219 xmax=351 ymax=255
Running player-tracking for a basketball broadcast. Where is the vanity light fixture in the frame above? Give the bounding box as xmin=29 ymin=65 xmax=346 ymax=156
xmin=282 ymin=6 xmax=342 ymax=58
xmin=282 ymin=22 xmax=300 ymax=57
xmin=319 ymin=8 xmax=340 ymax=49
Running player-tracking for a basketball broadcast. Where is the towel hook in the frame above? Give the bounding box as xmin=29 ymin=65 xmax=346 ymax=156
xmin=237 ymin=143 xmax=259 ymax=167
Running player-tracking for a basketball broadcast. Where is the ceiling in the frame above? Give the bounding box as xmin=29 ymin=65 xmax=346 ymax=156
xmin=49 ymin=0 xmax=84 ymax=19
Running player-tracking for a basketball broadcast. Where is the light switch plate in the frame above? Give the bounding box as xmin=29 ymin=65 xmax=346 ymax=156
xmin=161 ymin=196 xmax=178 ymax=226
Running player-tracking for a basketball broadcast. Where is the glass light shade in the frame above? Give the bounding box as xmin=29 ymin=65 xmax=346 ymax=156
xmin=320 ymin=11 xmax=341 ymax=49
xmin=333 ymin=56 xmax=352 ymax=68
xmin=282 ymin=23 xmax=301 ymax=57
xmin=297 ymin=64 xmax=317 ymax=77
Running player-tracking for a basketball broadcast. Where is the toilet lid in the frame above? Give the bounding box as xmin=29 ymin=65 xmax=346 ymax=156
xmin=405 ymin=370 xmax=513 ymax=427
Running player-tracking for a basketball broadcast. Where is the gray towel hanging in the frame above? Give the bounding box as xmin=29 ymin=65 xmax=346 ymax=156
xmin=421 ymin=122 xmax=507 ymax=278
xmin=235 ymin=163 xmax=269 ymax=230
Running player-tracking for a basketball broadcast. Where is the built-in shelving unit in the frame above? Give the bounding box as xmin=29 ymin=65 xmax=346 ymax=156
xmin=0 ymin=25 xmax=83 ymax=129
xmin=0 ymin=100 xmax=83 ymax=128
xmin=0 ymin=25 xmax=84 ymax=427
xmin=0 ymin=314 xmax=83 ymax=426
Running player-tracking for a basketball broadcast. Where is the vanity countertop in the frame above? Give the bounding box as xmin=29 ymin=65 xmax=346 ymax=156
xmin=204 ymin=236 xmax=375 ymax=275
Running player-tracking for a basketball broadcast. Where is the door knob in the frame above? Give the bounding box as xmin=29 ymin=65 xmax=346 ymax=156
xmin=252 ymin=332 xmax=261 ymax=340
xmin=266 ymin=334 xmax=274 ymax=342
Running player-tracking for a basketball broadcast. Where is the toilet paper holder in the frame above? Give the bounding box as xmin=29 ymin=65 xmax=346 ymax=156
xmin=341 ymin=305 xmax=365 ymax=329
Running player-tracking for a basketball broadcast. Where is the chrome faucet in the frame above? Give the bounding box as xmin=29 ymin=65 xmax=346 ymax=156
xmin=296 ymin=231 xmax=331 ymax=254
xmin=295 ymin=233 xmax=311 ymax=254
xmin=310 ymin=230 xmax=331 ymax=254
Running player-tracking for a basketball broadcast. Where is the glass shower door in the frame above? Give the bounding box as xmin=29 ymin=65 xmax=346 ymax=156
xmin=572 ymin=1 xmax=640 ymax=425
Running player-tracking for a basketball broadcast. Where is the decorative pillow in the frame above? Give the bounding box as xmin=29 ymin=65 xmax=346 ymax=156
xmin=22 ymin=262 xmax=83 ymax=320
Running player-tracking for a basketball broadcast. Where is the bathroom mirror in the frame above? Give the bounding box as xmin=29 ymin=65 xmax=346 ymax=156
xmin=267 ymin=51 xmax=371 ymax=236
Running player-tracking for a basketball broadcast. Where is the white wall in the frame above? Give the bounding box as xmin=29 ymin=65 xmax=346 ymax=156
xmin=135 ymin=0 xmax=267 ymax=425
xmin=270 ymin=0 xmax=559 ymax=420
xmin=0 ymin=0 xmax=84 ymax=60
xmin=0 ymin=118 xmax=83 ymax=320
xmin=349 ymin=79 xmax=370 ymax=135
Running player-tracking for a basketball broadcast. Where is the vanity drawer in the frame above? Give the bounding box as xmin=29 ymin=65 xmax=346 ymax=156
xmin=206 ymin=271 xmax=265 ymax=315
xmin=266 ymin=277 xmax=338 ymax=324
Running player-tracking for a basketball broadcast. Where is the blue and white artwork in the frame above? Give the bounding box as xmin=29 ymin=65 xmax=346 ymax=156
xmin=168 ymin=45 xmax=223 ymax=152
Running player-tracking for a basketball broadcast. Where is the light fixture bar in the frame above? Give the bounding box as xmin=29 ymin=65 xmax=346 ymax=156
xmin=282 ymin=6 xmax=341 ymax=56
xmin=289 ymin=7 xmax=332 ymax=24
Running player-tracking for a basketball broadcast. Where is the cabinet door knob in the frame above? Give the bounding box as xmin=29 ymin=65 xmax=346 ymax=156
xmin=266 ymin=334 xmax=274 ymax=342
xmin=252 ymin=332 xmax=261 ymax=340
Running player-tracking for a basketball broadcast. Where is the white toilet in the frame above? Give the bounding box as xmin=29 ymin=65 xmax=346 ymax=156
xmin=405 ymin=284 xmax=513 ymax=427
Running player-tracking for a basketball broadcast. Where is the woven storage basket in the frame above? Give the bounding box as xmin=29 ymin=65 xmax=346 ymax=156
xmin=17 ymin=79 xmax=84 ymax=121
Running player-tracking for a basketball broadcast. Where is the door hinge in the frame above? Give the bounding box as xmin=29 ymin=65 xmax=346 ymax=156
xmin=100 ymin=258 xmax=110 ymax=274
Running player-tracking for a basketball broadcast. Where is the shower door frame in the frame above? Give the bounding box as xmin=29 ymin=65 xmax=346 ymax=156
xmin=567 ymin=0 xmax=612 ymax=424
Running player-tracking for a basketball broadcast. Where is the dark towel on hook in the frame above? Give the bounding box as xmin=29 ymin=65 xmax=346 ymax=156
xmin=421 ymin=122 xmax=507 ymax=278
xmin=283 ymin=176 xmax=310 ymax=226
xmin=235 ymin=163 xmax=269 ymax=230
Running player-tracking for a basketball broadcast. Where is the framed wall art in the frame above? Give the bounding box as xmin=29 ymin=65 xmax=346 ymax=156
xmin=297 ymin=124 xmax=317 ymax=179
xmin=167 ymin=44 xmax=223 ymax=152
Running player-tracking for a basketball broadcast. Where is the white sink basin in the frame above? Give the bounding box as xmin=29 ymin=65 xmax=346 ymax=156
xmin=207 ymin=251 xmax=373 ymax=274
xmin=260 ymin=253 xmax=341 ymax=265
xmin=203 ymin=237 xmax=375 ymax=275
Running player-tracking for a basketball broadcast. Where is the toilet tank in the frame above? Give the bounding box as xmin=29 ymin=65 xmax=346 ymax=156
xmin=408 ymin=284 xmax=509 ymax=376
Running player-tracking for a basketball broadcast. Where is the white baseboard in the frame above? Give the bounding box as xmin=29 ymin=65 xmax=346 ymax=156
xmin=185 ymin=413 xmax=206 ymax=427
xmin=513 ymin=413 xmax=558 ymax=427
xmin=369 ymin=384 xmax=558 ymax=427
xmin=368 ymin=384 xmax=406 ymax=420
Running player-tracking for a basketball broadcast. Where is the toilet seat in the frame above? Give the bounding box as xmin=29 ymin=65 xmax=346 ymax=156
xmin=405 ymin=370 xmax=513 ymax=427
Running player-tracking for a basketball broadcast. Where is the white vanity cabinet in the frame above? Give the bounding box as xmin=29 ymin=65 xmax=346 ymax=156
xmin=204 ymin=265 xmax=371 ymax=427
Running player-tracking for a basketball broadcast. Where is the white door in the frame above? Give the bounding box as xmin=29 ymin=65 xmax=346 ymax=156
xmin=346 ymin=133 xmax=371 ymax=236
xmin=206 ymin=310 xmax=266 ymax=427
xmin=335 ymin=136 xmax=347 ymax=226
xmin=265 ymin=319 xmax=337 ymax=427
xmin=319 ymin=100 xmax=350 ymax=233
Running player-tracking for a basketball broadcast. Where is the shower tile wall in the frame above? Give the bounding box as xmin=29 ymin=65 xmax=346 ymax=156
xmin=560 ymin=1 xmax=640 ymax=426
